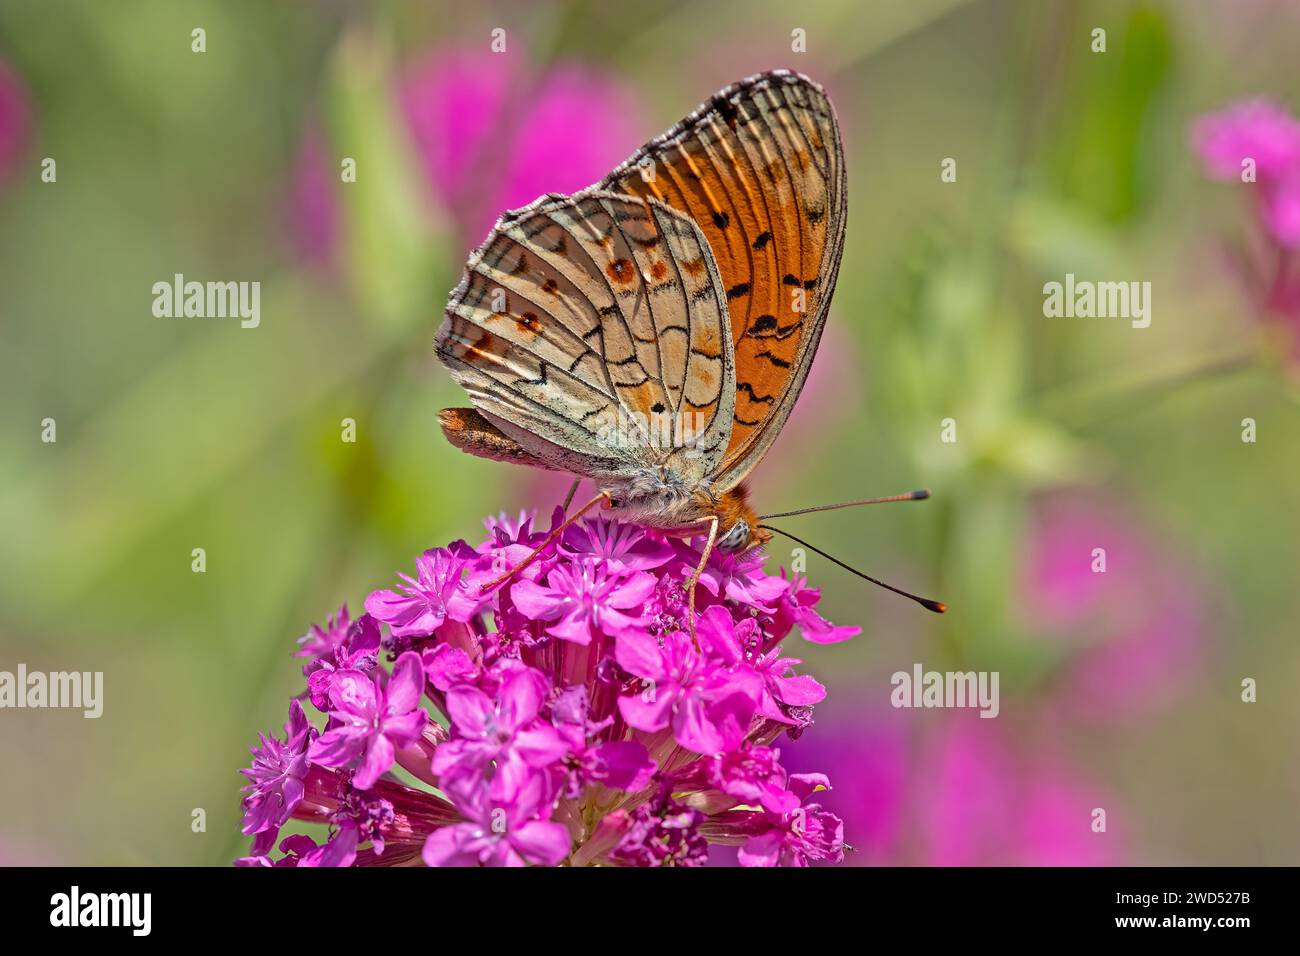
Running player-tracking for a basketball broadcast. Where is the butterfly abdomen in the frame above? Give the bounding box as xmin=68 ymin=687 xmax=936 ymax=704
xmin=603 ymin=472 xmax=769 ymax=553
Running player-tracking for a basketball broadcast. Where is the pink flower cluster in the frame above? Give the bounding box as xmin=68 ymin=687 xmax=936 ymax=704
xmin=237 ymin=510 xmax=856 ymax=867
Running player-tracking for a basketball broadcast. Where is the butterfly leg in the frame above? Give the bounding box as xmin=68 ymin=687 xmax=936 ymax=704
xmin=561 ymin=478 xmax=581 ymax=514
xmin=685 ymin=515 xmax=720 ymax=648
xmin=479 ymin=490 xmax=612 ymax=594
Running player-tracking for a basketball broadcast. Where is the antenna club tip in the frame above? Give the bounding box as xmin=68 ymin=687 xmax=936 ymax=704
xmin=925 ymin=599 xmax=947 ymax=614
xmin=913 ymin=489 xmax=931 ymax=500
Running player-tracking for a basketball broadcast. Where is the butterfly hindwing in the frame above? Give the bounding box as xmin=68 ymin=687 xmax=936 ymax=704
xmin=602 ymin=69 xmax=846 ymax=491
xmin=436 ymin=190 xmax=736 ymax=485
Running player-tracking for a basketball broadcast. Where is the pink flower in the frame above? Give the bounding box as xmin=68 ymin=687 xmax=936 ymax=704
xmin=615 ymin=628 xmax=763 ymax=754
xmin=238 ymin=828 xmax=360 ymax=868
xmin=307 ymin=652 xmax=428 ymax=790
xmin=239 ymin=700 xmax=316 ymax=836
xmin=772 ymin=572 xmax=862 ymax=644
xmin=685 ymin=540 xmax=789 ymax=613
xmin=365 ymin=546 xmax=485 ymax=638
xmin=295 ymin=604 xmax=354 ymax=664
xmin=718 ymin=773 xmax=845 ymax=867
xmin=560 ymin=514 xmax=676 ymax=574
xmin=608 ymin=793 xmax=710 ymax=867
xmin=422 ymin=768 xmax=570 ymax=868
xmin=1194 ymin=100 xmax=1300 ymax=182
xmin=299 ymin=610 xmax=382 ymax=710
xmin=1019 ymin=495 xmax=1209 ymax=719
xmin=1192 ymin=98 xmax=1300 ymax=349
xmin=511 ymin=560 xmax=656 ymax=645
xmin=399 ymin=50 xmax=642 ymax=247
xmin=549 ymin=686 xmax=656 ymax=797
xmin=422 ymin=643 xmax=479 ymax=691
xmin=290 ymin=825 xmax=360 ymax=868
xmin=475 ymin=510 xmax=554 ymax=584
xmin=399 ymin=48 xmax=516 ymax=221
xmin=919 ymin=717 xmax=1122 ymax=866
xmin=677 ymin=745 xmax=800 ymax=815
xmin=696 ymin=604 xmax=826 ymax=725
xmin=431 ymin=667 xmax=569 ymax=794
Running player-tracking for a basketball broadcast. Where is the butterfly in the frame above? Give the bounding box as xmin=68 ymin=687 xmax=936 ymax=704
xmin=434 ymin=70 xmax=938 ymax=620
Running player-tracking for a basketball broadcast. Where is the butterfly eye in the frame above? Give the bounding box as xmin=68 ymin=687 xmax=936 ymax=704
xmin=718 ymin=521 xmax=750 ymax=553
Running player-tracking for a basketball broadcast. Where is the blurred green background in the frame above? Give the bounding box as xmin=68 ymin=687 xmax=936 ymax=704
xmin=1 ymin=0 xmax=1297 ymax=865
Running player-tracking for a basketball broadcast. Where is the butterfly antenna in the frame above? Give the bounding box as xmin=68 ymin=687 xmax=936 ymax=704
xmin=758 ymin=523 xmax=947 ymax=613
xmin=760 ymin=489 xmax=930 ymax=520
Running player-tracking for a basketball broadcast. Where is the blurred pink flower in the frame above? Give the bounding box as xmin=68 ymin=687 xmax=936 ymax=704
xmin=0 ymin=57 xmax=32 ymax=183
xmin=287 ymin=50 xmax=642 ymax=269
xmin=780 ymin=707 xmax=1123 ymax=866
xmin=1192 ymin=99 xmax=1300 ymax=344
xmin=778 ymin=709 xmax=908 ymax=865
xmin=400 ymin=49 xmax=515 ymax=219
xmin=1193 ymin=100 xmax=1300 ymax=188
xmin=287 ymin=128 xmax=338 ymax=268
xmin=399 ymin=49 xmax=643 ymax=248
xmin=1019 ymin=496 xmax=1210 ymax=720
xmin=920 ymin=716 xmax=1122 ymax=866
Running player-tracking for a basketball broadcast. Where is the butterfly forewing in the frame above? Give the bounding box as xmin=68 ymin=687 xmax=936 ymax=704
xmin=436 ymin=190 xmax=736 ymax=486
xmin=601 ymin=70 xmax=846 ymax=490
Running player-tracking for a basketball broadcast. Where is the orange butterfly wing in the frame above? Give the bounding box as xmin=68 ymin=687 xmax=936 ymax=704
xmin=602 ymin=69 xmax=847 ymax=490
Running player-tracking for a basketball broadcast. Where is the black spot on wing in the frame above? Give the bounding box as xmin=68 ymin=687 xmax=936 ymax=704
xmin=736 ymin=381 xmax=777 ymax=404
xmin=745 ymin=314 xmax=801 ymax=339
xmin=718 ymin=97 xmax=739 ymax=130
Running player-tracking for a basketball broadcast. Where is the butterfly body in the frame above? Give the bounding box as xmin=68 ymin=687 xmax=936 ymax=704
xmin=436 ymin=69 xmax=844 ymax=559
xmin=603 ymin=474 xmax=769 ymax=553
xmin=440 ymin=407 xmax=768 ymax=552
